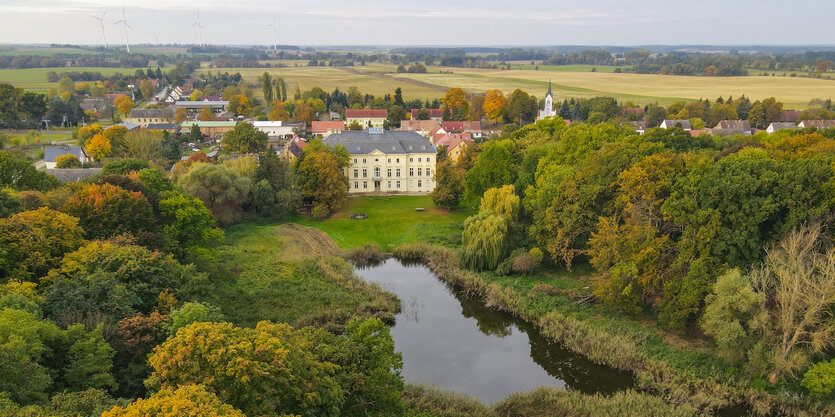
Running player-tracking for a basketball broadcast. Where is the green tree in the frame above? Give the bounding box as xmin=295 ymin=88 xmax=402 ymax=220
xmin=0 ymin=308 xmax=61 ymax=404
xmin=803 ymin=360 xmax=835 ymax=398
xmin=0 ymin=208 xmax=85 ymax=281
xmin=430 ymin=160 xmax=464 ymax=208
xmin=0 ymin=190 xmax=21 ymax=218
xmin=0 ymin=84 xmax=23 ymax=129
xmin=158 ymin=191 xmax=224 ymax=252
xmin=167 ymin=301 xmax=226 ymax=334
xmin=221 ymin=122 xmax=268 ymax=154
xmin=260 ymin=72 xmax=274 ymax=103
xmin=102 ymin=158 xmax=149 ymax=176
xmin=0 ymin=151 xmax=60 ymax=191
xmin=464 ymin=139 xmax=519 ymax=203
xmin=505 ymin=89 xmax=538 ymax=124
xmin=62 ymin=324 xmax=117 ymax=392
xmin=699 ymin=269 xmax=766 ymax=364
xmin=177 ymin=163 xmax=252 ymax=224
xmin=460 ymin=212 xmax=509 ymax=271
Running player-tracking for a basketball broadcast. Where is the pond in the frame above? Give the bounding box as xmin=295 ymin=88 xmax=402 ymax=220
xmin=355 ymin=258 xmax=635 ymax=404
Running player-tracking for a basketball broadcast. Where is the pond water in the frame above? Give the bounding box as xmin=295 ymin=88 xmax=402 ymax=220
xmin=355 ymin=258 xmax=635 ymax=404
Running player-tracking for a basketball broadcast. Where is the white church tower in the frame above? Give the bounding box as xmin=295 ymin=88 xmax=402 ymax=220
xmin=537 ymin=80 xmax=557 ymax=121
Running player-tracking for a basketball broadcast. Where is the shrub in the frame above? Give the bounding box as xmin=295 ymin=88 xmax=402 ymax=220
xmin=312 ymin=202 xmax=330 ymax=220
xmin=346 ymin=243 xmax=385 ymax=266
xmin=55 ymin=153 xmax=82 ymax=168
xmin=101 ymin=158 xmax=149 ymax=175
xmin=803 ymin=360 xmax=835 ymax=398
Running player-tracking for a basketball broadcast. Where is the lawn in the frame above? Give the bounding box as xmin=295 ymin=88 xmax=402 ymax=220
xmin=292 ymin=195 xmax=472 ymax=249
xmin=202 ymin=221 xmax=398 ymax=330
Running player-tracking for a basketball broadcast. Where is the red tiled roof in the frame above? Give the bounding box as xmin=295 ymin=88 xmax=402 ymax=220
xmin=312 ymin=121 xmax=345 ymax=133
xmin=434 ymin=133 xmax=473 ymax=150
xmin=346 ymin=109 xmax=387 ymax=118
xmin=410 ymin=109 xmax=445 ymax=119
xmin=400 ymin=120 xmax=440 ymax=131
xmin=442 ymin=121 xmax=480 ymax=131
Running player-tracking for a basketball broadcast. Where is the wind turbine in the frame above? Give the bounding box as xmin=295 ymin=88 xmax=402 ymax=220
xmin=267 ymin=17 xmax=278 ymax=51
xmin=90 ymin=12 xmax=108 ymax=48
xmin=113 ymin=7 xmax=131 ymax=53
xmin=192 ymin=11 xmax=205 ymax=47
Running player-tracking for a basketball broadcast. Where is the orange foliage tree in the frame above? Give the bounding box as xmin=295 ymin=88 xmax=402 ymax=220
xmin=482 ymin=89 xmax=506 ymax=124
xmin=61 ymin=183 xmax=153 ymax=239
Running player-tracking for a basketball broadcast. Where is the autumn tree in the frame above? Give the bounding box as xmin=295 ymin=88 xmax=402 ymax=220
xmin=296 ymin=143 xmax=349 ymax=219
xmin=146 ymin=321 xmax=343 ymax=416
xmin=293 ymin=100 xmax=317 ymax=124
xmin=228 ymin=95 xmax=252 ymax=117
xmin=175 ymin=107 xmax=188 ymax=123
xmin=61 ymin=183 xmax=153 ymax=240
xmin=482 ymin=89 xmax=506 ymax=124
xmin=139 ymin=80 xmax=154 ymax=102
xmin=221 ymin=122 xmax=267 ymax=154
xmin=84 ymin=133 xmax=112 ymax=161
xmin=101 ymin=384 xmax=246 ymax=417
xmin=268 ymin=100 xmax=289 ymax=121
xmin=430 ymin=160 xmax=464 ymax=208
xmin=0 ymin=208 xmax=85 ymax=281
xmin=114 ymin=94 xmax=134 ymax=116
xmin=505 ymin=89 xmax=538 ymax=124
xmin=442 ymin=87 xmax=469 ymax=121
xmin=55 ymin=153 xmax=82 ymax=168
xmin=198 ymin=106 xmax=216 ymax=121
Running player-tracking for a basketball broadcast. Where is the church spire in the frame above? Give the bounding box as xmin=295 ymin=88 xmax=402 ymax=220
xmin=547 ymin=79 xmax=552 ymax=98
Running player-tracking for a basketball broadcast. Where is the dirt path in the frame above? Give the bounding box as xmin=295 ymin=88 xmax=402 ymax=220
xmin=272 ymin=223 xmax=340 ymax=262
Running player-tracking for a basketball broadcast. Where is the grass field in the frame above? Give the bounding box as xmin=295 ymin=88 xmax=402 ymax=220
xmin=292 ymin=195 xmax=472 ymax=249
xmin=202 ymin=222 xmax=398 ymax=330
xmin=214 ymin=62 xmax=835 ymax=108
xmin=0 ymin=67 xmax=138 ymax=92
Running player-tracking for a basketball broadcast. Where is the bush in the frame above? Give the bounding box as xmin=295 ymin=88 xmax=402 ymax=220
xmin=55 ymin=154 xmax=82 ymax=168
xmin=101 ymin=158 xmax=149 ymax=175
xmin=346 ymin=243 xmax=385 ymax=266
xmin=803 ymin=360 xmax=835 ymax=398
xmin=312 ymin=203 xmax=330 ymax=220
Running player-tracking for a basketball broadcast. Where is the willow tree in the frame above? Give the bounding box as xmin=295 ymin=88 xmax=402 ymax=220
xmin=461 ymin=212 xmax=508 ymax=271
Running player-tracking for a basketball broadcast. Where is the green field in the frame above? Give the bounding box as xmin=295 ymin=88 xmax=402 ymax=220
xmin=0 ymin=66 xmax=138 ymax=92
xmin=292 ymin=195 xmax=472 ymax=249
xmin=213 ymin=62 xmax=835 ymax=108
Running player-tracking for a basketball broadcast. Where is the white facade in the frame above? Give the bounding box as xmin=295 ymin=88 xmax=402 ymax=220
xmin=536 ymin=81 xmax=557 ymax=121
xmin=346 ymin=152 xmax=435 ymax=194
xmin=253 ymin=121 xmax=296 ymax=138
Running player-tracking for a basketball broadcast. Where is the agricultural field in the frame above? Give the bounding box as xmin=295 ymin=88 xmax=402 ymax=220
xmin=0 ymin=66 xmax=138 ymax=92
xmin=216 ymin=62 xmax=835 ymax=108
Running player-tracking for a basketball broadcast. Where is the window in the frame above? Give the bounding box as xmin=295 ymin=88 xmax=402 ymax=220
xmin=410 ymin=157 xmax=413 ymax=162
xmin=428 ymin=157 xmax=432 ymax=163
xmin=353 ymin=158 xmax=357 ymax=163
xmin=418 ymin=168 xmax=422 ymax=176
xmin=396 ymin=158 xmax=400 ymax=163
xmin=426 ymin=168 xmax=431 ymax=177
xmin=354 ymin=181 xmax=358 ymax=189
xmin=353 ymin=169 xmax=358 ymax=178
xmin=362 ymin=158 xmax=366 ymax=163
xmin=362 ymin=169 xmax=367 ymax=178
xmin=396 ymin=181 xmax=400 ymax=188
xmin=387 ymin=158 xmax=391 ymax=163
xmin=375 ymin=158 xmax=379 ymax=162
xmin=387 ymin=181 xmax=391 ymax=188
xmin=387 ymin=168 xmax=391 ymax=177
xmin=409 ymin=180 xmax=414 ymax=187
xmin=374 ymin=167 xmax=380 ymax=177
xmin=418 ymin=157 xmax=422 ymax=162
xmin=418 ymin=180 xmax=422 ymax=187
xmin=396 ymin=169 xmax=400 ymax=177
xmin=409 ymin=168 xmax=414 ymax=177
xmin=363 ymin=181 xmax=367 ymax=189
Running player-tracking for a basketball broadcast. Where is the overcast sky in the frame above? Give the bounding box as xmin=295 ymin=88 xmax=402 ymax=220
xmin=0 ymin=0 xmax=832 ymax=46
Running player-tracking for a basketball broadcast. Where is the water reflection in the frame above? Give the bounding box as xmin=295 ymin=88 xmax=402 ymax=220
xmin=355 ymin=258 xmax=634 ymax=404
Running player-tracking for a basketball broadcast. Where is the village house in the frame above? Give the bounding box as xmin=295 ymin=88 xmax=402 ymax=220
xmin=798 ymin=120 xmax=835 ymax=129
xmin=410 ymin=108 xmax=445 ymax=123
xmin=41 ymin=145 xmax=92 ymax=169
xmin=711 ymin=120 xmax=752 ymax=136
xmin=128 ymin=108 xmax=175 ymax=126
xmin=180 ymin=121 xmax=238 ymax=139
xmin=778 ymin=111 xmax=802 ymax=123
xmin=442 ymin=121 xmax=481 ymax=132
xmin=632 ymin=121 xmax=647 ymax=135
xmin=660 ymin=119 xmax=692 ymax=130
xmin=253 ymin=121 xmax=298 ymax=139
xmin=346 ymin=109 xmax=387 ymax=129
xmin=324 ymin=128 xmax=436 ymax=194
xmin=766 ymin=122 xmax=800 ymax=134
xmin=146 ymin=123 xmax=181 ymax=134
xmin=279 ymin=136 xmax=307 ymax=162
xmin=398 ymin=119 xmax=441 ymax=137
xmin=312 ymin=121 xmax=346 ymax=138
xmin=434 ymin=133 xmax=474 ymax=162
xmin=174 ymin=100 xmax=229 ymax=117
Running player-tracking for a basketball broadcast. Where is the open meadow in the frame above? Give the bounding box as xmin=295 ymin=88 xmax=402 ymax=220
xmin=0 ymin=66 xmax=140 ymax=92
xmin=211 ymin=61 xmax=835 ymax=108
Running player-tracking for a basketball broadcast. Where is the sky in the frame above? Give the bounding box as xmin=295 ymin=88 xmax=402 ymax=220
xmin=0 ymin=0 xmax=833 ymax=47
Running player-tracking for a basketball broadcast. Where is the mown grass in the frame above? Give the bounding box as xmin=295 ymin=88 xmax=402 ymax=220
xmin=200 ymin=221 xmax=398 ymax=332
xmin=292 ymin=195 xmax=472 ymax=250
xmin=0 ymin=66 xmax=140 ymax=92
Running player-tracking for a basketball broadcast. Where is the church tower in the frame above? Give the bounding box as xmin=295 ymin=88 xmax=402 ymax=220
xmin=537 ymin=79 xmax=557 ymax=121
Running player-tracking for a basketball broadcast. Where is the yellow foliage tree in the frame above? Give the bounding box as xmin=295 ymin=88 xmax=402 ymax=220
xmin=114 ymin=95 xmax=135 ymax=116
xmin=482 ymin=89 xmax=506 ymax=124
xmin=229 ymin=95 xmax=252 ymax=117
xmin=190 ymin=89 xmax=204 ymax=101
xmin=442 ymin=87 xmax=469 ymax=121
xmin=85 ymin=133 xmax=112 ymax=161
xmin=101 ymin=384 xmax=246 ymax=417
xmin=199 ymin=106 xmax=216 ymax=121
xmin=268 ymin=101 xmax=290 ymax=121
xmin=77 ymin=123 xmax=103 ymax=146
xmin=176 ymin=107 xmax=188 ymax=123
xmin=55 ymin=153 xmax=82 ymax=168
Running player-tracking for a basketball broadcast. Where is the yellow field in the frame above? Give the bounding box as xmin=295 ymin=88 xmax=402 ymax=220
xmin=207 ymin=62 xmax=835 ymax=109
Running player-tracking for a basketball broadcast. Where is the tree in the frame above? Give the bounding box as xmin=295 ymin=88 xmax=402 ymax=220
xmin=430 ymin=160 xmax=464 ymax=208
xmin=268 ymin=100 xmax=289 ymax=121
xmin=442 ymin=88 xmax=469 ymax=121
xmin=62 ymin=324 xmax=117 ymax=392
xmin=479 ymin=184 xmax=520 ymax=221
xmin=803 ymin=360 xmax=835 ymax=398
xmin=255 ymin=150 xmax=298 ymax=217
xmin=103 ymin=125 xmax=129 ymax=154
xmin=198 ymin=106 xmax=216 ymax=121
xmin=0 ymin=308 xmax=60 ymax=404
xmin=175 ymin=107 xmax=188 ymax=124
xmin=102 ymin=158 xmax=149 ymax=176
xmin=293 ymin=100 xmax=316 ymax=124
xmin=158 ymin=191 xmax=224 ymax=252
xmin=61 ymin=183 xmax=153 ymax=240
xmin=101 ymin=384 xmax=246 ymax=417
xmin=0 ymin=151 xmax=60 ymax=190
xmin=56 ymin=153 xmax=82 ymax=168
xmin=77 ymin=124 xmax=104 ymax=146
xmin=464 ymin=139 xmax=519 ymax=203
xmin=228 ymin=95 xmax=251 ymax=117
xmin=0 ymin=190 xmax=21 ymax=218
xmin=146 ymin=321 xmax=343 ymax=417
xmin=139 ymin=80 xmax=154 ymax=102
xmin=114 ymin=95 xmax=134 ymax=116
xmin=296 ymin=144 xmax=349 ymax=218
xmin=167 ymin=301 xmax=226 ymax=334
xmin=748 ymin=97 xmax=784 ymax=129
xmin=221 ymin=122 xmax=267 ymax=154
xmin=461 ymin=212 xmax=509 ymax=271
xmin=0 ymin=84 xmax=23 ymax=129
xmin=505 ymin=89 xmax=538 ymax=124
xmin=699 ymin=269 xmax=766 ymax=364
xmin=85 ymin=133 xmax=112 ymax=161
xmin=177 ymin=163 xmax=251 ymax=224
xmin=0 ymin=208 xmax=85 ymax=281
xmin=482 ymin=89 xmax=506 ymax=124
